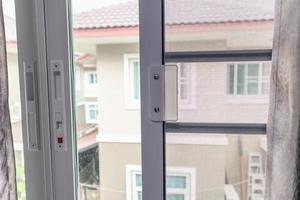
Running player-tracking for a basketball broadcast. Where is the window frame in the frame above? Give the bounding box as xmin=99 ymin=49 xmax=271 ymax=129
xmin=15 ymin=0 xmax=272 ymax=198
xmin=124 ymin=54 xmax=141 ymax=110
xmin=84 ymin=70 xmax=98 ymax=97
xmin=85 ymin=102 xmax=99 ymax=124
xmin=177 ymin=63 xmax=196 ymax=110
xmin=126 ymin=165 xmax=196 ymax=200
xmin=227 ymin=62 xmax=271 ymax=98
xmin=85 ymin=71 xmax=98 ymax=85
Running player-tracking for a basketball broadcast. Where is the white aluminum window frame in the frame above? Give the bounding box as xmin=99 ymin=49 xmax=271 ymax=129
xmin=85 ymin=102 xmax=99 ymax=124
xmin=12 ymin=0 xmax=272 ymax=199
xmin=126 ymin=165 xmax=196 ymax=200
xmin=227 ymin=62 xmax=271 ymax=97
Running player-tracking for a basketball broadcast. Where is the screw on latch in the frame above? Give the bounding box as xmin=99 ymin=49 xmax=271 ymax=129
xmin=154 ymin=107 xmax=160 ymax=113
xmin=153 ymin=74 xmax=159 ymax=80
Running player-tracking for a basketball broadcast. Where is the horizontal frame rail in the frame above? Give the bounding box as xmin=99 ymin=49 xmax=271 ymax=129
xmin=165 ymin=122 xmax=267 ymax=135
xmin=165 ymin=49 xmax=272 ymax=63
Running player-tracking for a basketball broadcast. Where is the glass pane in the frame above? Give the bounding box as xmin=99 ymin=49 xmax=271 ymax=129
xmin=167 ymin=194 xmax=185 ymax=200
xmin=166 ymin=176 xmax=186 ymax=188
xmin=247 ymin=64 xmax=259 ymax=95
xmin=164 ymin=0 xmax=274 ymax=52
xmin=4 ymin=1 xmax=27 ymax=199
xmin=237 ymin=64 xmax=245 ymax=95
xmin=167 ymin=62 xmax=271 ymax=123
xmin=227 ymin=64 xmax=234 ymax=95
xmin=136 ymin=174 xmax=143 ymax=187
xmin=71 ymin=1 xmax=141 ymax=200
xmin=166 ymin=133 xmax=267 ymax=200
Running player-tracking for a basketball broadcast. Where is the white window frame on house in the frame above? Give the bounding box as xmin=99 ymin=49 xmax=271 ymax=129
xmin=126 ymin=165 xmax=196 ymax=200
xmin=227 ymin=62 xmax=271 ymax=96
xmin=124 ymin=54 xmax=141 ymax=110
xmin=84 ymin=70 xmax=98 ymax=97
xmin=85 ymin=102 xmax=99 ymax=124
xmin=177 ymin=63 xmax=196 ymax=109
xmin=227 ymin=62 xmax=271 ymax=103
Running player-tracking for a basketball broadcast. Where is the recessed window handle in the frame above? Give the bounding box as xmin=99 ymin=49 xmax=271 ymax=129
xmin=24 ymin=61 xmax=40 ymax=151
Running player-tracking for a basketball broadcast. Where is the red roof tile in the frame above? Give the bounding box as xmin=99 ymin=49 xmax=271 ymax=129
xmin=73 ymin=0 xmax=274 ymax=30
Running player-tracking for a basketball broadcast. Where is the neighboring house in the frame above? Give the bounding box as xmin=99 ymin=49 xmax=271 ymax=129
xmin=73 ymin=0 xmax=273 ymax=199
xmin=5 ymin=0 xmax=273 ymax=199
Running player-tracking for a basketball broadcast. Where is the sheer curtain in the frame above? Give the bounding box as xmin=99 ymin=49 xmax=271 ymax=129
xmin=267 ymin=0 xmax=300 ymax=199
xmin=0 ymin=0 xmax=17 ymax=199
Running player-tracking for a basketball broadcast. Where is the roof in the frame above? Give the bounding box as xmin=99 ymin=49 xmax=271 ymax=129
xmin=73 ymin=0 xmax=274 ymax=30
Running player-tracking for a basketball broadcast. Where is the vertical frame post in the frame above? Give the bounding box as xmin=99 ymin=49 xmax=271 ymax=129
xmin=139 ymin=1 xmax=165 ymax=200
xmin=15 ymin=0 xmax=54 ymax=199
xmin=43 ymin=0 xmax=77 ymax=199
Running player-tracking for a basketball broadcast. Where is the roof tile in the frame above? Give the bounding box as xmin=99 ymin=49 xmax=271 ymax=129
xmin=73 ymin=0 xmax=274 ymax=30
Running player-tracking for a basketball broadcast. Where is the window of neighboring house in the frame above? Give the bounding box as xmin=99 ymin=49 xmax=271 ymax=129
xmin=10 ymin=102 xmax=21 ymax=123
xmin=124 ymin=54 xmax=141 ymax=109
xmin=124 ymin=55 xmax=194 ymax=109
xmin=87 ymin=72 xmax=97 ymax=85
xmin=126 ymin=165 xmax=195 ymax=200
xmin=85 ymin=71 xmax=98 ymax=87
xmin=227 ymin=62 xmax=271 ymax=96
xmin=84 ymin=71 xmax=98 ymax=97
xmin=178 ymin=63 xmax=195 ymax=108
xmin=85 ymin=103 xmax=99 ymax=124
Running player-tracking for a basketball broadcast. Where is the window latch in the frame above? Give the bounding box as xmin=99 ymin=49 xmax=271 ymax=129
xmin=149 ymin=65 xmax=178 ymax=122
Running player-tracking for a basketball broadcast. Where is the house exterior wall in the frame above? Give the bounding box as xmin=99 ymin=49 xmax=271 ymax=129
xmin=97 ymin=43 xmax=141 ymax=137
xmin=96 ymin=27 xmax=272 ymax=199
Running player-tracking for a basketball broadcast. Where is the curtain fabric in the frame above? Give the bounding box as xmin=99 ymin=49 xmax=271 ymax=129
xmin=0 ymin=1 xmax=17 ymax=199
xmin=267 ymin=0 xmax=300 ymax=199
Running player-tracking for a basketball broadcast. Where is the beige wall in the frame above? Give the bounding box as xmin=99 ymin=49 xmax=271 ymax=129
xmin=99 ymin=143 xmax=141 ymax=200
xmin=166 ymin=144 xmax=226 ymax=199
xmin=97 ymin=43 xmax=140 ymax=136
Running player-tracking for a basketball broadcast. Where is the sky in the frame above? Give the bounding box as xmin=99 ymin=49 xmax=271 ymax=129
xmin=2 ymin=0 xmax=129 ymax=18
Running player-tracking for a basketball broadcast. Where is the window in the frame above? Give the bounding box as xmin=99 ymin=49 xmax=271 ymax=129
xmin=86 ymin=71 xmax=97 ymax=85
xmin=84 ymin=71 xmax=98 ymax=97
xmin=124 ymin=54 xmax=141 ymax=109
xmin=85 ymin=103 xmax=99 ymax=124
xmin=178 ymin=64 xmax=195 ymax=109
xmin=126 ymin=165 xmax=196 ymax=200
xmin=227 ymin=63 xmax=271 ymax=96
